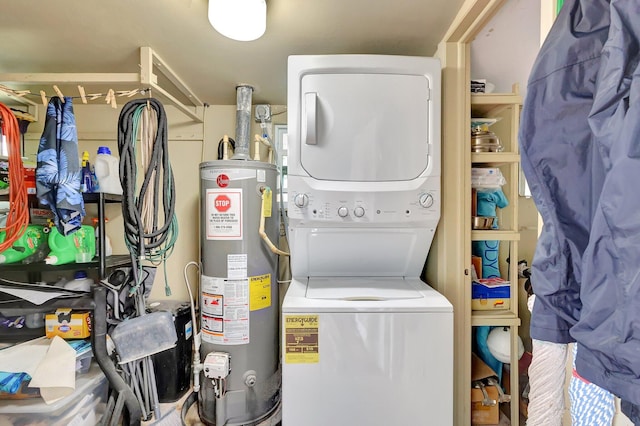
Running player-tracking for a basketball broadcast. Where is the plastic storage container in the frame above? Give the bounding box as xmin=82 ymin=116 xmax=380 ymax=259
xmin=94 ymin=146 xmax=123 ymax=195
xmin=110 ymin=311 xmax=178 ymax=364
xmin=76 ymin=347 xmax=93 ymax=374
xmin=0 ymin=363 xmax=107 ymax=426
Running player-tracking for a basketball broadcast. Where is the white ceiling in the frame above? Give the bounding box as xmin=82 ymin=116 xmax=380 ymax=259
xmin=0 ymin=0 xmax=465 ymax=106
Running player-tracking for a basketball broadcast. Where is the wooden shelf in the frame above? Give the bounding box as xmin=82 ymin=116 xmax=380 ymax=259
xmin=472 ymin=311 xmax=521 ymax=327
xmin=471 ymin=230 xmax=520 ymax=241
xmin=471 ymin=92 xmax=523 ymax=116
xmin=471 ymin=152 xmax=520 ymax=164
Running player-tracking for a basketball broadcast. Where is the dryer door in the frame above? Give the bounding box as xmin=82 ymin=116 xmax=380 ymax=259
xmin=299 ymin=72 xmax=431 ymax=182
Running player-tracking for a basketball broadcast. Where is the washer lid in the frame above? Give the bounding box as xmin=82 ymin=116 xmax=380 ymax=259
xmin=306 ymin=277 xmax=423 ymax=300
xmin=282 ymin=277 xmax=452 ymax=313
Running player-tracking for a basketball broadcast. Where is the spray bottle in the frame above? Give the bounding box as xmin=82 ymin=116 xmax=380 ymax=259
xmin=80 ymin=151 xmax=94 ymax=193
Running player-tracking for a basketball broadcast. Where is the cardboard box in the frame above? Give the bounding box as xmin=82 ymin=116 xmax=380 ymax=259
xmin=471 ymin=353 xmax=501 ymax=425
xmin=472 ymin=278 xmax=510 ymax=310
xmin=471 ymin=255 xmax=482 ymax=279
xmin=45 ymin=309 xmax=91 ymax=339
xmin=471 ymin=385 xmax=500 ymax=425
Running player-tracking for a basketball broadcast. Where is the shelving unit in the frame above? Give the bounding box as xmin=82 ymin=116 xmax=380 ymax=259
xmin=0 ymin=47 xmax=204 ymax=123
xmin=0 ymin=191 xmax=142 ymax=425
xmin=0 ymin=192 xmax=124 ymax=281
xmin=425 ymin=2 xmax=519 ymax=425
xmin=470 ymin=87 xmax=523 ymax=424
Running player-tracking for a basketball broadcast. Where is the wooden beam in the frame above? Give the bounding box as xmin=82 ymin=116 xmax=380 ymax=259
xmin=142 ymin=47 xmax=204 ymax=107
xmin=441 ymin=0 xmax=507 ymax=44
xmin=0 ymin=73 xmax=140 ymax=84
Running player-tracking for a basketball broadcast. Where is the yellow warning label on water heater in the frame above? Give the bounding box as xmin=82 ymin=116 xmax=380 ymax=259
xmin=250 ymin=274 xmax=271 ymax=311
xmin=262 ymin=188 xmax=272 ymax=218
xmin=285 ymin=315 xmax=319 ymax=364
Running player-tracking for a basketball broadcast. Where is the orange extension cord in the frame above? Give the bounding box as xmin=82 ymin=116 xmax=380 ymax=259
xmin=0 ymin=102 xmax=29 ymax=252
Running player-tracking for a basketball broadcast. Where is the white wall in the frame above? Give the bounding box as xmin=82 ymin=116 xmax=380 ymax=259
xmin=470 ymin=0 xmax=540 ymax=98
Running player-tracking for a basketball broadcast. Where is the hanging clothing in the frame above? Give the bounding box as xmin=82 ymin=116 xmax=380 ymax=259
xmin=36 ymin=97 xmax=85 ymax=235
xmin=571 ymin=0 xmax=640 ymax=411
xmin=521 ymin=0 xmax=640 ymax=411
xmin=520 ymin=0 xmax=610 ymax=344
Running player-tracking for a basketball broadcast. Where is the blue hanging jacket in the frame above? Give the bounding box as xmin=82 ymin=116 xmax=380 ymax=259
xmin=519 ymin=0 xmax=609 ymax=344
xmin=521 ymin=0 xmax=640 ymax=410
xmin=36 ymin=97 xmax=85 ymax=235
xmin=571 ymin=0 xmax=640 ymax=408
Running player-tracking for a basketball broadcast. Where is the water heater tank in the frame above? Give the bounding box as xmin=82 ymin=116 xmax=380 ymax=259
xmin=199 ymin=160 xmax=281 ymax=425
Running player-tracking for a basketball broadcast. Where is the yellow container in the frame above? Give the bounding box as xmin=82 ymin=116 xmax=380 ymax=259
xmin=45 ymin=309 xmax=91 ymax=339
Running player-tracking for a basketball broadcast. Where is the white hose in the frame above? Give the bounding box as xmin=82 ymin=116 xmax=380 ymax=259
xmin=183 ymin=261 xmax=203 ymax=392
xmin=526 ymin=295 xmax=568 ymax=426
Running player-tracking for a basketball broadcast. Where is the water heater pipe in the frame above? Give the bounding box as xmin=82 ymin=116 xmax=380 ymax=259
xmin=231 ymin=85 xmax=253 ymax=160
xmin=254 ymin=134 xmax=274 ymax=163
xmin=222 ymin=134 xmax=231 ymax=160
xmin=259 ymin=187 xmax=289 ymax=256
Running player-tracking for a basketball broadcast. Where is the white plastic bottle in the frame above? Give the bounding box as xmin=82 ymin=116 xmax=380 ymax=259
xmin=94 ymin=146 xmax=123 ymax=195
xmin=64 ymin=270 xmax=94 ymax=292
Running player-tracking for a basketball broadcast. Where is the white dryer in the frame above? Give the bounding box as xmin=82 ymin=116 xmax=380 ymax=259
xmin=282 ymin=54 xmax=453 ymax=425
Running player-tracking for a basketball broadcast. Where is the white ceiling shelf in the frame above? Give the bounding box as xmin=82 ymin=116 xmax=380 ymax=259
xmin=0 ymin=47 xmax=204 ymax=123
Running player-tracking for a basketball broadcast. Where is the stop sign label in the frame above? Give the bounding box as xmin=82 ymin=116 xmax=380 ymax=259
xmin=215 ymin=195 xmax=231 ymax=212
xmin=207 ymin=188 xmax=242 ymax=240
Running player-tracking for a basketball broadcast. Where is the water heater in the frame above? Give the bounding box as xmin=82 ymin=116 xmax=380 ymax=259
xmin=198 ymin=160 xmax=281 ymax=425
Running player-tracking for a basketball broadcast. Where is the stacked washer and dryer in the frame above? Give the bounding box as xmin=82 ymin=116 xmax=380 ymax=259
xmin=282 ymin=55 xmax=453 ymax=425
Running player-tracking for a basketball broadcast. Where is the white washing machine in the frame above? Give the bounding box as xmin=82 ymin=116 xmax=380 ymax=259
xmin=283 ymin=54 xmax=453 ymax=425
xmin=282 ymin=277 xmax=452 ymax=426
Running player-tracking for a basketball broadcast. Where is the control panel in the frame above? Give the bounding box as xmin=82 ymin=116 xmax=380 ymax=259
xmin=287 ymin=176 xmax=440 ymax=226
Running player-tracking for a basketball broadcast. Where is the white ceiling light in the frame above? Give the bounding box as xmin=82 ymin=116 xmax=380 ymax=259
xmin=208 ymin=0 xmax=266 ymax=42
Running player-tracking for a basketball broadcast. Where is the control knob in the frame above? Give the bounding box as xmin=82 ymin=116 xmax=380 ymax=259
xmin=294 ymin=193 xmax=309 ymax=208
xmin=419 ymin=193 xmax=434 ymax=208
xmin=338 ymin=207 xmax=349 ymax=217
xmin=353 ymin=206 xmax=365 ymax=217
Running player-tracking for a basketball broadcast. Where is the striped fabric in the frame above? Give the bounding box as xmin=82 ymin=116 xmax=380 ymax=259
xmin=570 ymin=345 xmax=615 ymax=425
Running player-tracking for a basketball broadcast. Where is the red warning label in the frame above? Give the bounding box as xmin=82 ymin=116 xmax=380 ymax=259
xmin=215 ymin=195 xmax=231 ymax=212
xmin=206 ymin=188 xmax=242 ymax=240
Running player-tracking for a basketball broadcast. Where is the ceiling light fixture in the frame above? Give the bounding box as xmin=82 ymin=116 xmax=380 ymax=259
xmin=208 ymin=0 xmax=266 ymax=42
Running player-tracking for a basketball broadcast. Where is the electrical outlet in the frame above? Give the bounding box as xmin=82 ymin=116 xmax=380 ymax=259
xmin=255 ymin=104 xmax=271 ymax=122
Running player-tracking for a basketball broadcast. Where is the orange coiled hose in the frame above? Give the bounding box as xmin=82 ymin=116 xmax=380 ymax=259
xmin=0 ymin=102 xmax=29 ymax=252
